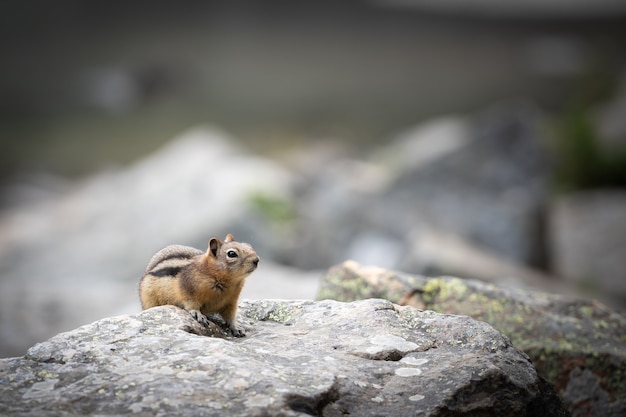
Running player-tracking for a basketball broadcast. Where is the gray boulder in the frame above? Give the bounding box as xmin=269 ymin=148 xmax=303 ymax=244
xmin=379 ymin=104 xmax=552 ymax=268
xmin=318 ymin=261 xmax=626 ymax=417
xmin=0 ymin=299 xmax=568 ymax=417
xmin=290 ymin=104 xmax=553 ymax=272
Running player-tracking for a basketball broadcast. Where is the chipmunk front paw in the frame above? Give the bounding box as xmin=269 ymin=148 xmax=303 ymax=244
xmin=229 ymin=323 xmax=246 ymax=337
xmin=188 ymin=309 xmax=210 ymax=327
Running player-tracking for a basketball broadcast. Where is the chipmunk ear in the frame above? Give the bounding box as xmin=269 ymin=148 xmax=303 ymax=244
xmin=208 ymin=237 xmax=222 ymax=257
xmin=224 ymin=234 xmax=235 ymax=243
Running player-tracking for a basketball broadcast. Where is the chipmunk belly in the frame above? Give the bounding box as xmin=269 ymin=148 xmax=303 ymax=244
xmin=194 ymin=283 xmax=225 ymax=311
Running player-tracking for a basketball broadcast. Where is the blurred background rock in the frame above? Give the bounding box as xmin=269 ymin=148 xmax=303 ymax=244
xmin=1 ymin=1 xmax=625 ymax=357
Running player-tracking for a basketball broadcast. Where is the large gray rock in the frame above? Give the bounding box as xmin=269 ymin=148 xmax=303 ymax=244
xmin=318 ymin=261 xmax=626 ymax=417
xmin=0 ymin=299 xmax=568 ymax=417
xmin=290 ymin=105 xmax=553 ymax=272
xmin=379 ymin=104 xmax=552 ymax=268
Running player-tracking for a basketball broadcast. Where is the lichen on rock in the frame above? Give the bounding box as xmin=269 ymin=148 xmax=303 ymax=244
xmin=317 ymin=260 xmax=626 ymax=417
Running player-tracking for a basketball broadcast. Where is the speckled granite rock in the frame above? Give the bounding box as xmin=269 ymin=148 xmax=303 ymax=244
xmin=0 ymin=299 xmax=567 ymax=417
xmin=318 ymin=261 xmax=626 ymax=417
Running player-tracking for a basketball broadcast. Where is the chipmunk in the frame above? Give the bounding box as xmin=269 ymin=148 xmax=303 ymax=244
xmin=139 ymin=234 xmax=259 ymax=337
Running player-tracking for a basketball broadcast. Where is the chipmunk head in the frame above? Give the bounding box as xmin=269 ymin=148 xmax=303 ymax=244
xmin=207 ymin=234 xmax=260 ymax=276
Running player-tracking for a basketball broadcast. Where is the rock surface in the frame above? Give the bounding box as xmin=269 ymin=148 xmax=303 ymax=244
xmin=318 ymin=261 xmax=626 ymax=417
xmin=0 ymin=299 xmax=568 ymax=417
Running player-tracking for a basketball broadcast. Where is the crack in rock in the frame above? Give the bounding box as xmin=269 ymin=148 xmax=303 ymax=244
xmin=284 ymin=377 xmax=341 ymax=416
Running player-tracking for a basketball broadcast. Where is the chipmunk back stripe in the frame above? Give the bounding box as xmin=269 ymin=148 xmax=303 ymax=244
xmin=144 ymin=245 xmax=203 ymax=273
xmin=158 ymin=252 xmax=196 ymax=263
xmin=150 ymin=266 xmax=184 ymax=278
xmin=148 ymin=253 xmax=197 ymax=271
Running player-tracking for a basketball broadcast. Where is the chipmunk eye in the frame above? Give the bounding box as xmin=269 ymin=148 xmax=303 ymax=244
xmin=227 ymin=250 xmax=238 ymax=258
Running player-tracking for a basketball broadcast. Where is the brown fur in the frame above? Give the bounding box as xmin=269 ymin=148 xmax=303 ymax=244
xmin=139 ymin=234 xmax=259 ymax=336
